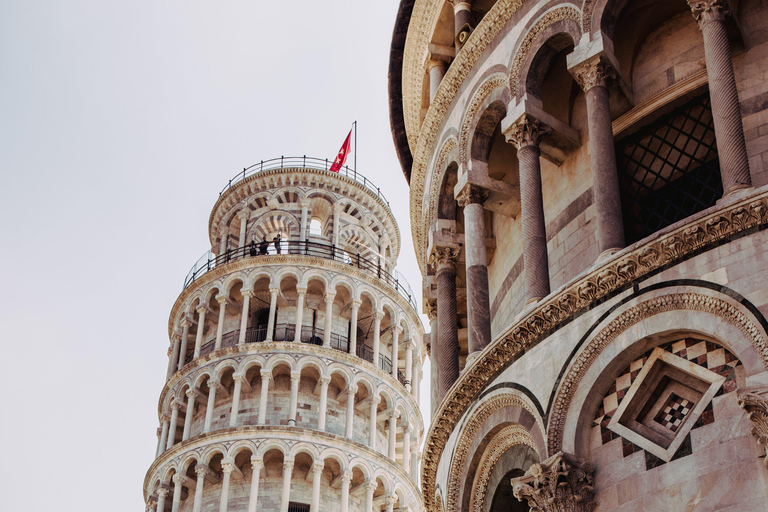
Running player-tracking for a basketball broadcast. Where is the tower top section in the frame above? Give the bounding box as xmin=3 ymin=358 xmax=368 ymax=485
xmin=207 ymin=156 xmax=402 ymax=262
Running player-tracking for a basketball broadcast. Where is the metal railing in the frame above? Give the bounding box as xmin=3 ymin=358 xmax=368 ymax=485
xmin=185 ymin=326 xmax=405 ymax=384
xmin=183 ymin=241 xmax=417 ymax=310
xmin=219 ymin=156 xmax=389 ymax=207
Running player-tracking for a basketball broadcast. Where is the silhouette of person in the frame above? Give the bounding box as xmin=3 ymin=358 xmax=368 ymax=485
xmin=259 ymin=236 xmax=269 ymax=255
xmin=249 ymin=238 xmax=258 ymax=256
xmin=273 ymin=233 xmax=282 ymax=254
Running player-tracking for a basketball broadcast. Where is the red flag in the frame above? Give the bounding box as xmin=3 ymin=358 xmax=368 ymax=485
xmin=330 ymin=129 xmax=352 ymax=172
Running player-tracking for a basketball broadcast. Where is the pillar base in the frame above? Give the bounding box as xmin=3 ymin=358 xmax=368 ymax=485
xmin=719 ymin=185 xmax=755 ymax=204
xmin=594 ymin=247 xmax=622 ymax=266
xmin=465 ymin=352 xmax=481 ymax=367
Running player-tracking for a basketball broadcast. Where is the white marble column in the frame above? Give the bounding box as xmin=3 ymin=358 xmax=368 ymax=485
xmin=412 ymin=353 xmax=421 ymax=399
xmin=345 ymin=385 xmax=356 ymax=438
xmin=182 ymin=389 xmax=198 ymax=441
xmin=280 ymin=458 xmax=294 ymax=512
xmin=156 ymin=488 xmax=168 ymax=512
xmin=192 ymin=466 xmax=207 ymax=512
xmin=349 ymin=299 xmax=361 ymax=355
xmin=369 ymin=394 xmax=381 ymax=449
xmin=247 ymin=458 xmax=263 ymax=512
xmin=193 ymin=307 xmax=207 ymax=359
xmin=204 ymin=381 xmax=219 ymax=433
xmin=229 ymin=375 xmax=245 ymax=428
xmin=157 ymin=415 xmax=169 ymax=457
xmin=214 ymin=296 xmax=228 ymax=349
xmin=372 ymin=311 xmax=383 ymax=367
xmin=333 ymin=204 xmax=341 ymax=247
xmin=339 ymin=470 xmax=352 ymax=512
xmin=177 ymin=320 xmax=190 ymax=371
xmin=323 ymin=292 xmax=335 ymax=347
xmin=167 ymin=336 xmax=180 ymax=379
xmin=391 ymin=326 xmax=401 ymax=380
xmin=166 ymin=402 xmax=180 ymax=450
xmin=387 ymin=411 xmax=399 ymax=460
xmin=170 ymin=474 xmax=184 ymax=512
xmin=258 ymin=371 xmax=271 ymax=425
xmin=318 ymin=376 xmax=330 ymax=431
xmin=238 ymin=291 xmax=253 ymax=344
xmin=237 ymin=210 xmax=249 ymax=249
xmin=403 ymin=423 xmax=412 ymax=473
xmin=300 ymin=201 xmax=310 ymax=242
xmin=385 ymin=495 xmax=397 ymax=512
xmin=265 ymin=288 xmax=278 ymax=342
xmin=404 ymin=341 xmax=413 ymax=392
xmin=364 ymin=481 xmax=376 ymax=512
xmin=293 ymin=287 xmax=307 ymax=342
xmin=428 ymin=59 xmax=448 ymax=102
xmin=218 ymin=462 xmax=234 ymax=512
xmin=288 ymin=371 xmax=301 ymax=426
xmin=310 ymin=462 xmax=323 ymax=512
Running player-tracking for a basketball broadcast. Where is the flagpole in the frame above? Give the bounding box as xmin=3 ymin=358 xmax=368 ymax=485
xmin=353 ymin=120 xmax=357 ymax=176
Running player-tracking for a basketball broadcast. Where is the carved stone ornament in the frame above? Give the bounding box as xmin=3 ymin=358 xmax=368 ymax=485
xmin=687 ymin=0 xmax=730 ymax=25
xmin=737 ymin=386 xmax=768 ymax=467
xmin=512 ymin=452 xmax=597 ymax=512
xmin=425 ymin=299 xmax=438 ymax=320
xmin=571 ymin=57 xmax=617 ymax=91
xmin=456 ymin=184 xmax=490 ymax=208
xmin=504 ymin=115 xmax=552 ymax=149
xmin=429 ymin=245 xmax=461 ymax=272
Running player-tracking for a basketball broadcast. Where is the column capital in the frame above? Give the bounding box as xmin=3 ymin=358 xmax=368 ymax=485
xmin=250 ymin=457 xmax=264 ymax=470
xmin=365 ymin=480 xmax=378 ymax=491
xmin=389 ymin=410 xmax=400 ymax=420
xmin=237 ymin=209 xmax=251 ymax=220
xmin=425 ymin=299 xmax=437 ymax=320
xmin=283 ymin=458 xmax=295 ymax=470
xmin=171 ymin=400 xmax=182 ymax=410
xmin=312 ymin=462 xmax=325 ymax=474
xmin=195 ymin=465 xmax=210 ymax=478
xmin=241 ymin=289 xmax=254 ymax=298
xmin=186 ymin=388 xmax=200 ymax=400
xmin=319 ymin=376 xmax=331 ymax=385
xmin=375 ymin=310 xmax=385 ymax=321
xmin=260 ymin=370 xmax=273 ymax=381
xmin=296 ymin=286 xmax=308 ymax=295
xmin=427 ymin=58 xmax=449 ymax=71
xmin=160 ymin=413 xmax=170 ymax=423
xmin=215 ymin=295 xmax=229 ymax=305
xmin=207 ymin=380 xmax=221 ymax=391
xmin=372 ymin=394 xmax=382 ymax=405
xmin=512 ymin=452 xmax=596 ymax=512
xmin=341 ymin=469 xmax=353 ymax=481
xmin=324 ymin=291 xmax=336 ymax=302
xmin=221 ymin=462 xmax=235 ymax=475
xmin=156 ymin=488 xmax=169 ymax=498
xmin=269 ymin=287 xmax=280 ymax=295
xmin=233 ymin=374 xmax=248 ymax=385
xmin=429 ymin=244 xmax=461 ymax=272
xmin=688 ymin=0 xmax=731 ymax=26
xmin=196 ymin=306 xmax=209 ymax=316
xmin=290 ymin=371 xmax=301 ymax=382
xmin=385 ymin=495 xmax=398 ymax=506
xmin=737 ymin=386 xmax=768 ymax=456
xmin=351 ymin=299 xmax=362 ymax=308
xmin=503 ymin=114 xmax=552 ymax=149
xmin=172 ymin=474 xmax=185 ymax=486
xmin=570 ymin=56 xmax=617 ymax=92
xmin=300 ymin=199 xmax=312 ymax=209
xmin=455 ymin=184 xmax=489 ymax=208
xmin=404 ymin=422 xmax=413 ymax=433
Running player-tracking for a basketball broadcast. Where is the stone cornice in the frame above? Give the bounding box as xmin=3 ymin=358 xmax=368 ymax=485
xmin=421 ymin=187 xmax=768 ymax=508
xmin=143 ymin=426 xmax=423 ymax=504
xmin=158 ymin=341 xmax=424 ymax=434
xmin=407 ymin=0 xmax=527 ymax=271
xmin=207 ymin=167 xmax=401 ymax=261
xmin=167 ymin=255 xmax=423 ymax=341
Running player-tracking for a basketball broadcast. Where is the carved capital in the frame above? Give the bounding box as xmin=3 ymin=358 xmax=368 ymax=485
xmin=504 ymin=114 xmax=552 ymax=149
xmin=342 ymin=469 xmax=353 ymax=481
xmin=571 ymin=57 xmax=617 ymax=91
xmin=221 ymin=462 xmax=234 ymax=475
xmin=172 ymin=474 xmax=185 ymax=486
xmin=425 ymin=299 xmax=438 ymax=320
xmin=512 ymin=452 xmax=596 ymax=512
xmin=156 ymin=488 xmax=169 ymax=498
xmin=215 ymin=295 xmax=229 ymax=305
xmin=237 ymin=209 xmax=251 ymax=221
xmin=429 ymin=245 xmax=461 ymax=272
xmin=456 ymin=184 xmax=489 ymax=208
xmin=737 ymin=387 xmax=768 ymax=465
xmin=324 ymin=292 xmax=336 ymax=302
xmin=365 ymin=480 xmax=378 ymax=491
xmin=283 ymin=458 xmax=295 ymax=471
xmin=195 ymin=465 xmax=210 ymax=479
xmin=688 ymin=0 xmax=730 ymax=26
xmin=250 ymin=457 xmax=264 ymax=471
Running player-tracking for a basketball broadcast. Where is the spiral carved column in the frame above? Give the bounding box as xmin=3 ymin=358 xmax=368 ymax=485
xmin=431 ymin=245 xmax=461 ymax=403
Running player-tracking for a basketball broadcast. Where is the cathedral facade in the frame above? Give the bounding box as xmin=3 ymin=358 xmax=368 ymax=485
xmin=388 ymin=0 xmax=768 ymax=510
xmin=143 ymin=158 xmax=425 ymax=512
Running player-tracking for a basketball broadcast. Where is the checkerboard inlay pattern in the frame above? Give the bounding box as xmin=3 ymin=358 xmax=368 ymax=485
xmin=655 ymin=394 xmax=694 ymax=432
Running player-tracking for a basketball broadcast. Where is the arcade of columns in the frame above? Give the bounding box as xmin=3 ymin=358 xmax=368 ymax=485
xmin=425 ymin=0 xmax=752 ymax=413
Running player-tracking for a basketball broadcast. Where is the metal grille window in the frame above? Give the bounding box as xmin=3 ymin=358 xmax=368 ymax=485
xmin=288 ymin=503 xmax=310 ymax=512
xmin=616 ymin=93 xmax=722 ymax=244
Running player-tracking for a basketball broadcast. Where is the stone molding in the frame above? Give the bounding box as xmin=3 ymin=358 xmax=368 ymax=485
xmin=458 ymin=73 xmax=510 ymax=166
xmin=407 ymin=0 xmax=530 ymax=271
xmin=469 ymin=424 xmax=537 ymax=512
xmin=144 ymin=425 xmax=423 ymax=506
xmin=421 ymin=188 xmax=768 ymax=507
xmin=445 ymin=393 xmax=537 ymax=512
xmin=737 ymin=386 xmax=768 ymax=467
xmin=511 ymin=452 xmax=596 ymax=512
xmin=168 ymin=256 xmax=422 ymax=340
xmin=209 ymin=167 xmax=400 ymax=253
xmin=159 ymin=342 xmax=423 ymax=433
xmin=509 ymin=7 xmax=582 ymax=98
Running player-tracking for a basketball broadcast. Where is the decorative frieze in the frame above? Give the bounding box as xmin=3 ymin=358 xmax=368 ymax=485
xmin=511 ymin=452 xmax=597 ymax=512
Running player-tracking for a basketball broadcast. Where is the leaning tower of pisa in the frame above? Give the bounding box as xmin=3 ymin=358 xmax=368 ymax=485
xmin=143 ymin=157 xmax=425 ymax=512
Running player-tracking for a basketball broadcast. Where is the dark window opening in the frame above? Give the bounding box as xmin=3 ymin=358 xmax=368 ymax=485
xmin=617 ymin=93 xmax=722 ymax=245
xmin=490 ymin=468 xmax=529 ymax=512
xmin=288 ymin=503 xmax=310 ymax=512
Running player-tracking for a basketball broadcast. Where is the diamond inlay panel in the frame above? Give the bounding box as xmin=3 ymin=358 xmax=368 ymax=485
xmin=655 ymin=394 xmax=694 ymax=432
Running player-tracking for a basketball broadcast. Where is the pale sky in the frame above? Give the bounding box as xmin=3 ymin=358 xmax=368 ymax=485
xmin=0 ymin=2 xmax=428 ymax=510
